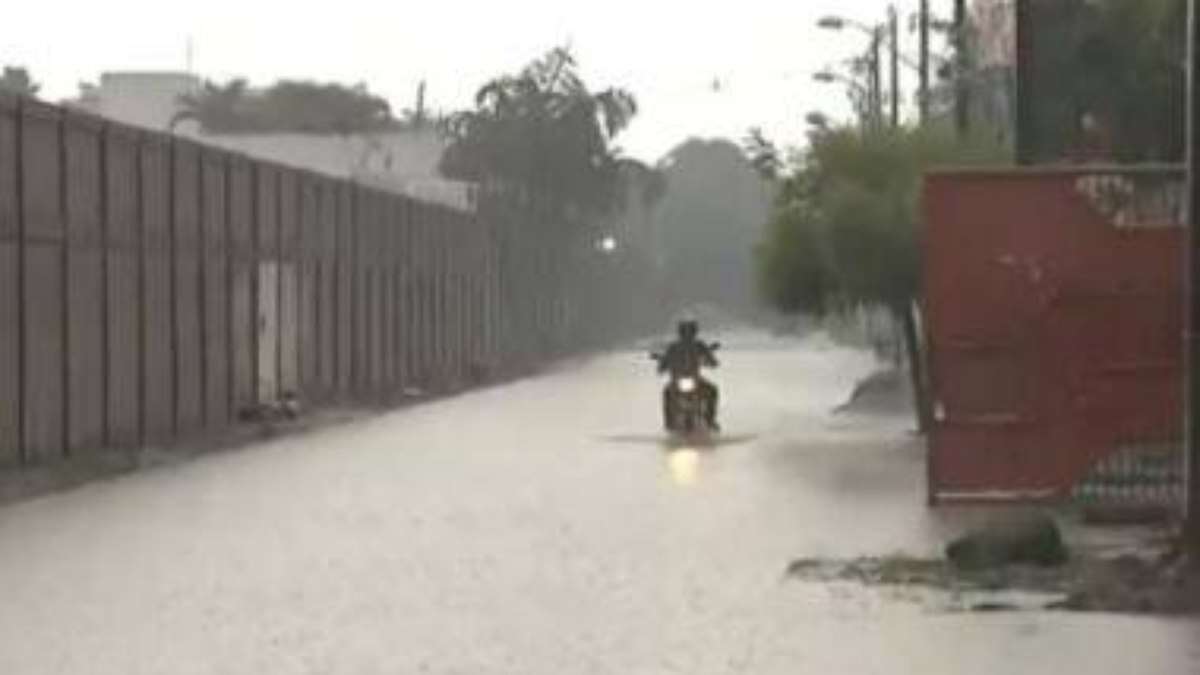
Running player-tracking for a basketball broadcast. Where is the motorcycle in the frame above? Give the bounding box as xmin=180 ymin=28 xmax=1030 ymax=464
xmin=651 ymin=342 xmax=720 ymax=435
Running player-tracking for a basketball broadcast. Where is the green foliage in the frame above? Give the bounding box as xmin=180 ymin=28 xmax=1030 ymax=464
xmin=174 ymin=79 xmax=397 ymax=134
xmin=742 ymin=127 xmax=782 ymax=181
xmin=1023 ymin=0 xmax=1186 ymax=163
xmin=439 ymin=47 xmax=637 ymax=218
xmin=757 ymin=124 xmax=1007 ymax=316
xmin=757 ymin=196 xmax=831 ymax=315
xmin=0 ymin=67 xmax=39 ymax=97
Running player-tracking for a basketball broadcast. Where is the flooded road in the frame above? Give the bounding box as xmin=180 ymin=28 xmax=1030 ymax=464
xmin=0 ymin=332 xmax=1197 ymax=674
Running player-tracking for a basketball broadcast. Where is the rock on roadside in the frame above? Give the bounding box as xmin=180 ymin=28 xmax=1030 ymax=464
xmin=946 ymin=513 xmax=1069 ymax=571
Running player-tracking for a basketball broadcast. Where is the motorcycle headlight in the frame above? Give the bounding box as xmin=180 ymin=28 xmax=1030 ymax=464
xmin=677 ymin=377 xmax=697 ymax=393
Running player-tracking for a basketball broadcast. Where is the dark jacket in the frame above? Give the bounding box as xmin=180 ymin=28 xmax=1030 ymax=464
xmin=658 ymin=339 xmax=718 ymax=378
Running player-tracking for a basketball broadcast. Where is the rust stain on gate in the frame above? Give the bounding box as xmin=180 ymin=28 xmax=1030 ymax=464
xmin=923 ymin=167 xmax=1185 ymax=504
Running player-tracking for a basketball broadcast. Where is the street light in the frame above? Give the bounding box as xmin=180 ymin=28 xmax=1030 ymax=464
xmin=813 ymin=70 xmax=866 ymax=92
xmin=817 ymin=12 xmax=887 ymax=126
xmin=817 ymin=15 xmax=876 ymax=37
xmin=813 ymin=70 xmax=878 ymax=129
xmin=805 ymin=111 xmax=831 ymax=130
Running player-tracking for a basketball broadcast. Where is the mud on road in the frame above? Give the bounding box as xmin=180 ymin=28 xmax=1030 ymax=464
xmin=786 ymin=544 xmax=1200 ymax=615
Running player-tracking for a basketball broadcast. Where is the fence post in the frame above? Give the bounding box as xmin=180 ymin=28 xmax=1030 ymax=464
xmin=58 ymin=108 xmax=70 ymax=458
xmin=224 ymin=154 xmax=235 ymax=422
xmin=167 ymin=139 xmax=179 ymax=437
xmin=249 ymin=163 xmax=261 ymax=409
xmin=196 ymin=147 xmax=208 ymax=428
xmin=1185 ymin=0 xmax=1200 ymax=554
xmin=99 ymin=122 xmax=111 ymax=448
xmin=135 ymin=131 xmax=146 ymax=449
xmin=13 ymin=96 xmax=26 ymax=465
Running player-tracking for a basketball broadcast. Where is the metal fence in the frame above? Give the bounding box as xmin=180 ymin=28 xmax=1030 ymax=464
xmin=0 ymin=95 xmax=577 ymax=468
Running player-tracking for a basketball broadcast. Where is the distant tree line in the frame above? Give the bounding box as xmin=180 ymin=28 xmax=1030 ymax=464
xmin=0 ymin=66 xmax=39 ymax=97
xmin=173 ymin=79 xmax=410 ymax=135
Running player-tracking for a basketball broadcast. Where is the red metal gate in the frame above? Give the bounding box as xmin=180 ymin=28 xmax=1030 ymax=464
xmin=923 ymin=167 xmax=1184 ymax=503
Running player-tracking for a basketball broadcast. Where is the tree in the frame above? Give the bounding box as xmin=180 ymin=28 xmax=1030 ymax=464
xmin=172 ymin=79 xmax=250 ymax=132
xmin=439 ymin=47 xmax=637 ymax=219
xmin=653 ymin=138 xmax=772 ymax=314
xmin=615 ymin=157 xmax=668 ymax=213
xmin=174 ymin=78 xmax=398 ymax=134
xmin=0 ymin=67 xmax=39 ymax=97
xmin=757 ymin=123 xmax=1006 ymax=430
xmin=742 ymin=127 xmax=782 ymax=182
xmin=257 ymin=81 xmax=394 ymax=134
xmin=1017 ymin=0 xmax=1186 ymax=162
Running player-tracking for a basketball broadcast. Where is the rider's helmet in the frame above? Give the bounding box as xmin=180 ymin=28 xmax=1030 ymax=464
xmin=677 ymin=319 xmax=699 ymax=341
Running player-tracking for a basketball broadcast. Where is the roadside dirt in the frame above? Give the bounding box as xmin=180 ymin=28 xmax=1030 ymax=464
xmin=786 ymin=541 xmax=1200 ymax=615
xmin=834 ymin=368 xmax=912 ymax=416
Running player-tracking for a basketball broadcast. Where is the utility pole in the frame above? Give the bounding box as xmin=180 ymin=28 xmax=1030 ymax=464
xmin=954 ymin=0 xmax=969 ymax=137
xmin=919 ymin=0 xmax=930 ymax=124
xmin=1186 ymin=0 xmax=1200 ymax=556
xmin=872 ymin=29 xmax=884 ymax=130
xmin=1015 ymin=0 xmax=1034 ymax=163
xmin=889 ymin=5 xmax=900 ymax=128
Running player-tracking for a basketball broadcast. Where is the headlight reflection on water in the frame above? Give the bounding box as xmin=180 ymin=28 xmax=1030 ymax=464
xmin=667 ymin=448 xmax=701 ymax=487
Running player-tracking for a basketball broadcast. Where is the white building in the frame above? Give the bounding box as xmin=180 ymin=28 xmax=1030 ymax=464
xmin=191 ymin=130 xmax=475 ymax=212
xmin=73 ymin=71 xmax=201 ymax=132
xmin=69 ymin=71 xmax=474 ymax=212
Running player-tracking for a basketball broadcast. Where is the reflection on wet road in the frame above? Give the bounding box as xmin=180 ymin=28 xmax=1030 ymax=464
xmin=0 ymin=332 xmax=1196 ymax=674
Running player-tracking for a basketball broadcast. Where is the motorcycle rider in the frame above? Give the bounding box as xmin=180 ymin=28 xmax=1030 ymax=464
xmin=658 ymin=319 xmax=720 ymax=431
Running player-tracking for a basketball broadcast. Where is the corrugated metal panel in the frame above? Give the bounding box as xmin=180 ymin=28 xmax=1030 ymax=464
xmin=64 ymin=114 xmax=106 ymax=454
xmin=379 ymin=198 xmax=396 ymax=393
xmin=396 ymin=198 xmax=414 ymax=387
xmin=298 ymin=173 xmax=320 ymax=398
xmin=0 ymin=96 xmax=530 ymax=469
xmin=336 ymin=183 xmax=353 ymax=396
xmin=387 ymin=199 xmax=405 ymax=388
xmin=352 ymin=188 xmax=369 ymax=396
xmin=430 ymin=212 xmax=447 ymax=380
xmin=201 ymin=150 xmax=229 ymax=428
xmin=0 ymin=97 xmax=20 ymax=464
xmin=24 ymin=246 xmax=64 ymax=461
xmin=370 ymin=193 xmax=386 ymax=395
xmin=411 ymin=207 xmax=432 ymax=386
xmin=0 ymin=96 xmax=16 ymax=239
xmin=172 ymin=141 xmax=203 ymax=434
xmin=141 ymin=136 xmax=173 ymax=444
xmin=21 ymin=102 xmax=65 ymax=462
xmin=0 ymin=243 xmax=17 ymax=466
xmin=450 ymin=221 xmax=465 ymax=381
xmin=279 ymin=261 xmax=300 ymax=397
xmin=318 ymin=180 xmax=338 ymax=394
xmin=104 ymin=125 xmax=141 ymax=448
xmin=228 ymin=157 xmax=256 ymax=415
xmin=278 ymin=170 xmax=299 ymax=397
xmin=255 ymin=166 xmax=279 ymax=403
xmin=355 ymin=191 xmax=372 ymax=396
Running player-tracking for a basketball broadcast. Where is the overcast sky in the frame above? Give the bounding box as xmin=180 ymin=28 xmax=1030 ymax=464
xmin=4 ymin=0 xmax=950 ymax=161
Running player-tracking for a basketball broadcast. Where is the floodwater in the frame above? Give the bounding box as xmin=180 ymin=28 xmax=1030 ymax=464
xmin=0 ymin=331 xmax=1196 ymax=674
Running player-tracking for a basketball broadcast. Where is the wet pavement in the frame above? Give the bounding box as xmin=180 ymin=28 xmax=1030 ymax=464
xmin=0 ymin=332 xmax=1197 ymax=674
